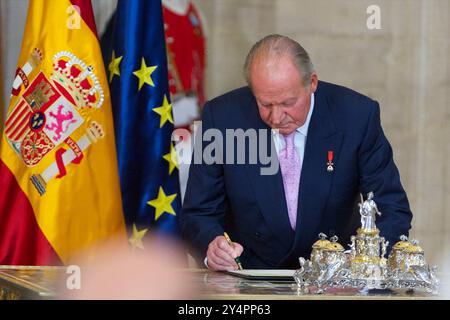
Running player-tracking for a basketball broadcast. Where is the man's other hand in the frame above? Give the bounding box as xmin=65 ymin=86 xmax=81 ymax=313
xmin=206 ymin=236 xmax=244 ymax=271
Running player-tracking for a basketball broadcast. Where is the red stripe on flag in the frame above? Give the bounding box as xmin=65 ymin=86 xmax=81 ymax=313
xmin=5 ymin=100 xmax=26 ymax=130
xmin=11 ymin=124 xmax=30 ymax=142
xmin=9 ymin=113 xmax=30 ymax=140
xmin=0 ymin=159 xmax=61 ymax=265
xmin=70 ymin=0 xmax=98 ymax=36
xmin=5 ymin=104 xmax=29 ymax=135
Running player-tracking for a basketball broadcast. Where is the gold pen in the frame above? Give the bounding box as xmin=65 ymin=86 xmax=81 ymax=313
xmin=223 ymin=232 xmax=243 ymax=270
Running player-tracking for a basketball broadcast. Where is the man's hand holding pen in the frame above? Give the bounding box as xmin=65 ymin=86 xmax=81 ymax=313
xmin=206 ymin=234 xmax=244 ymax=271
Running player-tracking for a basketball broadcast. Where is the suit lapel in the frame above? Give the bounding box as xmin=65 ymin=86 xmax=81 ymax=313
xmin=289 ymin=85 xmax=344 ymax=256
xmin=243 ymin=100 xmax=295 ymax=249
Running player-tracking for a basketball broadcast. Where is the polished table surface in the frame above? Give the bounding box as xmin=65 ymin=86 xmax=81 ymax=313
xmin=0 ymin=266 xmax=448 ymax=300
xmin=188 ymin=269 xmax=449 ymax=300
xmin=0 ymin=266 xmax=63 ymax=299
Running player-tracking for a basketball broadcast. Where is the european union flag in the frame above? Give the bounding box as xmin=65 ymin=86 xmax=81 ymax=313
xmin=104 ymin=0 xmax=180 ymax=244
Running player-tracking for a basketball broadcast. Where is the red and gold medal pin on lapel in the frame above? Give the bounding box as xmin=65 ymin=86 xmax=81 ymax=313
xmin=327 ymin=151 xmax=334 ymax=172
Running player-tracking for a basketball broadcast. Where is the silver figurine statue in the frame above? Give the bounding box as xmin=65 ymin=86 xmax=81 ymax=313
xmin=359 ymin=191 xmax=381 ymax=231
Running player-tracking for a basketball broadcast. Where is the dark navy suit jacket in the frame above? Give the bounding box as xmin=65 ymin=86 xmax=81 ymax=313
xmin=180 ymin=81 xmax=412 ymax=269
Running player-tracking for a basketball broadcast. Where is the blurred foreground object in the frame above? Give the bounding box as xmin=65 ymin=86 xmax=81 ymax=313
xmin=294 ymin=192 xmax=439 ymax=294
xmin=62 ymin=237 xmax=196 ymax=300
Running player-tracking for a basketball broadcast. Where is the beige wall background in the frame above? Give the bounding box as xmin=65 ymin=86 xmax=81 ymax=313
xmin=1 ymin=0 xmax=449 ymax=275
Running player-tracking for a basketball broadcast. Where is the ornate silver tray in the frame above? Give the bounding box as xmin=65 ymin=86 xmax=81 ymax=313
xmin=294 ymin=192 xmax=439 ymax=294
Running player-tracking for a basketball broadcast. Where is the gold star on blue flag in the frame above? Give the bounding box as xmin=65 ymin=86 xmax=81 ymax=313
xmin=108 ymin=50 xmax=122 ymax=83
xmin=133 ymin=58 xmax=157 ymax=90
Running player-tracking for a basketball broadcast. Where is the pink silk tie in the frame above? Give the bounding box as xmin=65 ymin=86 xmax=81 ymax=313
xmin=279 ymin=132 xmax=301 ymax=230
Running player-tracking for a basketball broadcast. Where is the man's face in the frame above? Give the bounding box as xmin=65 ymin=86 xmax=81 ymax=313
xmin=250 ymin=56 xmax=318 ymax=136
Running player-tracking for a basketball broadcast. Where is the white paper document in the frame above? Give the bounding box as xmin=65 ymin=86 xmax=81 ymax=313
xmin=225 ymin=269 xmax=296 ymax=280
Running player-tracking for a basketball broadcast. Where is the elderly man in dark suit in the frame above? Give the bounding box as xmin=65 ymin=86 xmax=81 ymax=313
xmin=180 ymin=34 xmax=412 ymax=270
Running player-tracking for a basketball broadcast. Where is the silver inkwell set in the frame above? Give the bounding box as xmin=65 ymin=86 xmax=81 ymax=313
xmin=294 ymin=192 xmax=439 ymax=294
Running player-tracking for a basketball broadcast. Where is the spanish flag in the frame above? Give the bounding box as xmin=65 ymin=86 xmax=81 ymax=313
xmin=0 ymin=3 xmax=3 ymax=129
xmin=0 ymin=0 xmax=126 ymax=265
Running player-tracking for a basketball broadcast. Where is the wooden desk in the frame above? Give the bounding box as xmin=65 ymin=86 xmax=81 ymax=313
xmin=0 ymin=266 xmax=448 ymax=300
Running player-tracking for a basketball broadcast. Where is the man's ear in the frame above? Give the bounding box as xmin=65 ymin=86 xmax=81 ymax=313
xmin=310 ymin=72 xmax=318 ymax=93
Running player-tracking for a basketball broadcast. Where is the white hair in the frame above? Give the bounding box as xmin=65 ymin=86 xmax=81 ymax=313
xmin=243 ymin=34 xmax=315 ymax=88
